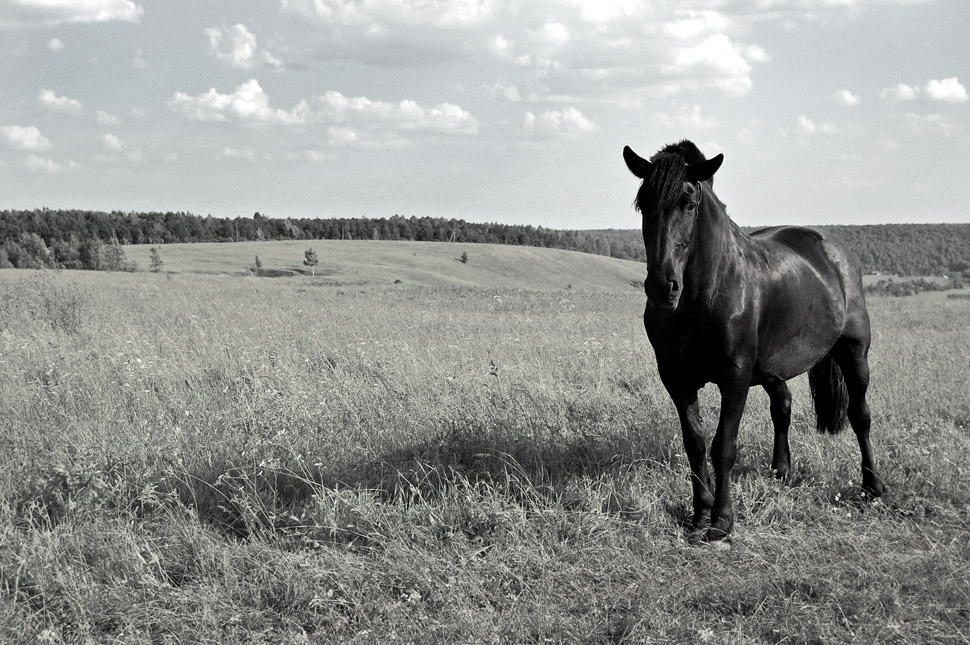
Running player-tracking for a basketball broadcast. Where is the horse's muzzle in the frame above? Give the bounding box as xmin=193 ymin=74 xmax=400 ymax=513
xmin=645 ymin=278 xmax=681 ymax=309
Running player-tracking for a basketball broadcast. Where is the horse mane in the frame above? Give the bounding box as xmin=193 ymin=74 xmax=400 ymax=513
xmin=634 ymin=139 xmax=712 ymax=215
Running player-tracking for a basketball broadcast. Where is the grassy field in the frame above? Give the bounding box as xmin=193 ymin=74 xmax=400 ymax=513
xmin=1 ymin=251 xmax=969 ymax=643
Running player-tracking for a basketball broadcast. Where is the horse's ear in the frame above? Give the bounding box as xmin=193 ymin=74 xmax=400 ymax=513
xmin=685 ymin=153 xmax=723 ymax=183
xmin=623 ymin=145 xmax=651 ymax=179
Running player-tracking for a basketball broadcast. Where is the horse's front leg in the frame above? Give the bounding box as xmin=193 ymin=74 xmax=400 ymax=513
xmin=669 ymin=387 xmax=714 ymax=541
xmin=709 ymin=379 xmax=750 ymax=542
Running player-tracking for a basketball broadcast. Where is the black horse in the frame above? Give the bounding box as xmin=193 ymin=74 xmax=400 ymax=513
xmin=622 ymin=140 xmax=887 ymax=544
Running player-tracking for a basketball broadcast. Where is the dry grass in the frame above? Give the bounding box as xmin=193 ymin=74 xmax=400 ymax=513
xmin=1 ymin=266 xmax=968 ymax=644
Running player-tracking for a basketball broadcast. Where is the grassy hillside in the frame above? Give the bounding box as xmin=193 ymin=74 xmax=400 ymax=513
xmin=1 ymin=260 xmax=968 ymax=642
xmin=124 ymin=239 xmax=647 ymax=293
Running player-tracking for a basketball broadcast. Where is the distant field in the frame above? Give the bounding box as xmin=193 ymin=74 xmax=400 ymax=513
xmin=123 ymin=239 xmax=647 ymax=293
xmin=1 ymin=256 xmax=968 ymax=642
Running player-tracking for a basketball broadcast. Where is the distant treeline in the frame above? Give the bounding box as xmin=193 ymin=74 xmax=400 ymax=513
xmin=2 ymin=208 xmax=970 ymax=277
xmin=864 ymin=276 xmax=966 ymax=297
xmin=591 ymin=224 xmax=970 ymax=278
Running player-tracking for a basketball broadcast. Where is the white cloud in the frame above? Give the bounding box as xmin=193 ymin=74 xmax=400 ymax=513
xmin=739 ymin=43 xmax=770 ymax=63
xmin=38 ymin=89 xmax=83 ymax=115
xmin=571 ymin=0 xmax=639 ymax=22
xmin=216 ymin=147 xmax=258 ymax=161
xmin=532 ymin=21 xmax=569 ymax=47
xmin=880 ymin=78 xmax=968 ymax=104
xmin=664 ymin=34 xmax=765 ymax=96
xmin=168 ymin=79 xmax=310 ymax=125
xmin=47 ymin=38 xmax=65 ymax=52
xmin=924 ymin=77 xmax=968 ymax=103
xmin=262 ymin=50 xmax=284 ymax=69
xmin=663 ymin=10 xmax=734 ymax=39
xmin=98 ymin=133 xmax=142 ymax=161
xmin=1 ymin=125 xmax=51 ymax=151
xmin=317 ymin=90 xmax=480 ymax=134
xmin=277 ymin=2 xmax=775 ymax=100
xmin=96 ymin=110 xmax=120 ymax=126
xmin=492 ymin=80 xmax=522 ymax=102
xmin=422 ymin=102 xmax=479 ymax=133
xmin=295 ymin=149 xmax=332 ymax=162
xmin=880 ymin=83 xmax=918 ymax=102
xmin=832 ymin=89 xmax=860 ymax=106
xmin=489 ymin=34 xmax=515 ymax=59
xmin=902 ymin=112 xmax=963 ymax=138
xmin=25 ymin=155 xmax=75 ymax=173
xmin=206 ymin=24 xmax=258 ymax=69
xmin=3 ymin=0 xmax=143 ymax=25
xmin=523 ymin=107 xmax=597 ymax=137
xmin=101 ymin=133 xmax=124 ymax=152
xmin=281 ymin=0 xmax=494 ymax=29
xmin=797 ymin=115 xmax=839 ymax=135
xmin=327 ymin=126 xmax=358 ymax=146
xmin=678 ymin=104 xmax=718 ymax=129
xmin=652 ymin=104 xmax=719 ymax=131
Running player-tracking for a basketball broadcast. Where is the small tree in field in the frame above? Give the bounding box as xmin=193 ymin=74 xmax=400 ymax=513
xmin=303 ymin=248 xmax=319 ymax=276
xmin=460 ymin=251 xmax=469 ymax=264
xmin=253 ymin=255 xmax=262 ymax=276
xmin=149 ymin=247 xmax=164 ymax=273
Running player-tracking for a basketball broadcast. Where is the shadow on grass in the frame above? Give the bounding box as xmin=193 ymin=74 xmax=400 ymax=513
xmin=182 ymin=419 xmax=682 ymax=542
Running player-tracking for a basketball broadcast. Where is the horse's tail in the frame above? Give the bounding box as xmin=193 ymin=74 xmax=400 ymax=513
xmin=808 ymin=354 xmax=849 ymax=434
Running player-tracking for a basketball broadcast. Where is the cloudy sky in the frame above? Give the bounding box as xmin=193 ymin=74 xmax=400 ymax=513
xmin=1 ymin=0 xmax=968 ymax=229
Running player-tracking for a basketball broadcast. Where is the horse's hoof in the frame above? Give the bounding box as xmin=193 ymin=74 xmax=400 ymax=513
xmin=864 ymin=481 xmax=890 ymax=498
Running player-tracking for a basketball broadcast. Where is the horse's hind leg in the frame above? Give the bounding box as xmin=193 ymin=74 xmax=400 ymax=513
xmin=832 ymin=336 xmax=888 ymax=497
xmin=763 ymin=378 xmax=792 ymax=480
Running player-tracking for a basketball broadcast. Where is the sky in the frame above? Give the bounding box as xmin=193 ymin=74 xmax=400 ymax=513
xmin=1 ymin=0 xmax=968 ymax=229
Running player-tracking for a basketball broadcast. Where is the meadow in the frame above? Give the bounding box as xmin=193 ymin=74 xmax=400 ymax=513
xmin=1 ymin=242 xmax=969 ymax=643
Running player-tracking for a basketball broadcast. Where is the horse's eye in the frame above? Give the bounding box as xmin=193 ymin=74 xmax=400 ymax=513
xmin=686 ymin=202 xmax=697 ymax=212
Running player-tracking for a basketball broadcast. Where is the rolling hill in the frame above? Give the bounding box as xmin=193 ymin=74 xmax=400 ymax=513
xmin=123 ymin=239 xmax=648 ymax=293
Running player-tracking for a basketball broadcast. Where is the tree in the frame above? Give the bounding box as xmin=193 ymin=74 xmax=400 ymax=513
xmin=303 ymin=248 xmax=319 ymax=276
xmin=149 ymin=247 xmax=164 ymax=273
xmin=253 ymin=255 xmax=262 ymax=276
xmin=79 ymin=239 xmax=104 ymax=271
xmin=460 ymin=251 xmax=469 ymax=264
xmin=103 ymin=238 xmax=130 ymax=271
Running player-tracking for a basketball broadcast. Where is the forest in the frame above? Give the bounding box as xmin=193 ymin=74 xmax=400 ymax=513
xmin=1 ymin=208 xmax=969 ymax=278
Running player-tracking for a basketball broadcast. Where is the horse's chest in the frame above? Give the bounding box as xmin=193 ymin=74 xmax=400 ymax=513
xmin=646 ymin=323 xmax=738 ymax=384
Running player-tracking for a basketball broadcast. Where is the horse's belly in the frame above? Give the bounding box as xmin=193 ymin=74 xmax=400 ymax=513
xmin=755 ymin=313 xmax=842 ymax=381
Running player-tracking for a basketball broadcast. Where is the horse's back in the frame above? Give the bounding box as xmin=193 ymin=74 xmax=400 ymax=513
xmin=751 ymin=225 xmax=864 ymax=297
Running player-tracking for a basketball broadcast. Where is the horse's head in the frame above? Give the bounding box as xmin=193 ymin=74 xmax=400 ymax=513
xmin=623 ymin=141 xmax=723 ymax=310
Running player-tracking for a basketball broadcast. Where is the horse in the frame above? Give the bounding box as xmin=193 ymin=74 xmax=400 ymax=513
xmin=622 ymin=140 xmax=887 ymax=545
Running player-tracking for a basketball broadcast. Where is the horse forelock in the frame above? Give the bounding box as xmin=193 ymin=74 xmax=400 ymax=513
xmin=634 ymin=140 xmax=713 ymax=215
xmin=661 ymin=139 xmax=707 ymax=165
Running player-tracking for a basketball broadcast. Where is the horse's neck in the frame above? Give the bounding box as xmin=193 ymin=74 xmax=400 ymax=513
xmin=684 ymin=189 xmax=745 ymax=308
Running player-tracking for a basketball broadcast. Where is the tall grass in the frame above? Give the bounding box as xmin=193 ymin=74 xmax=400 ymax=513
xmin=1 ymin=269 xmax=968 ymax=643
